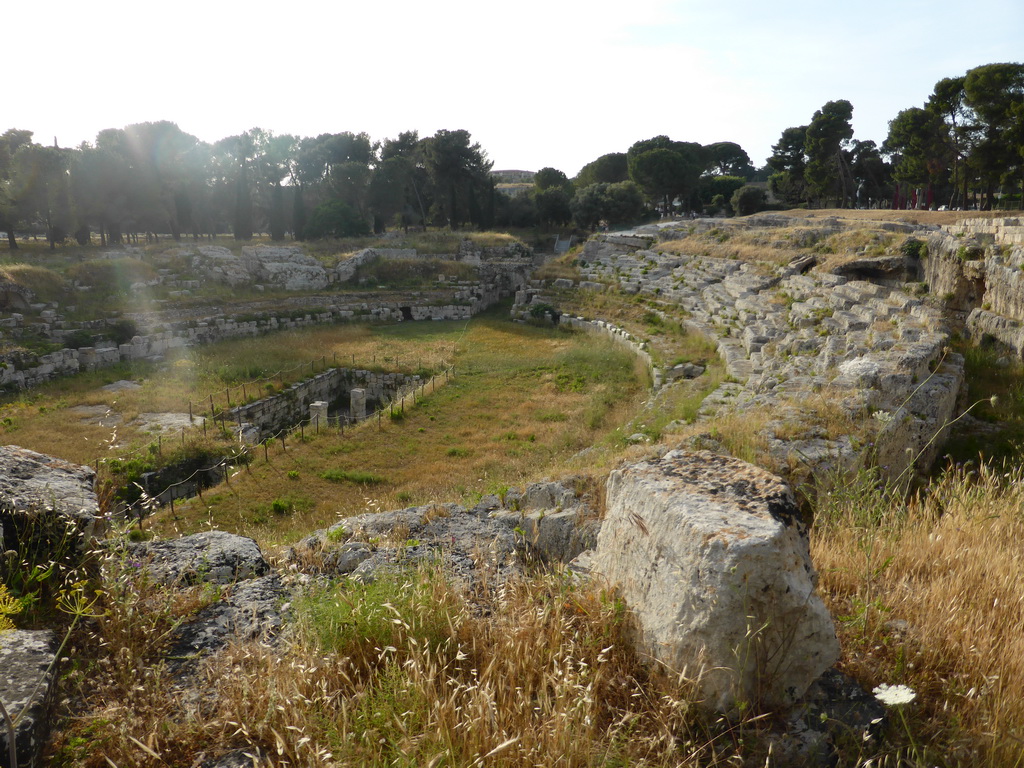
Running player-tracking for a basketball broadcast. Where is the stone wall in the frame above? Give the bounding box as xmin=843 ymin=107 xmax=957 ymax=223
xmin=0 ymin=241 xmax=535 ymax=392
xmin=924 ymin=218 xmax=1024 ymax=355
xmin=222 ymin=367 xmax=422 ymax=440
xmin=0 ymin=300 xmax=471 ymax=391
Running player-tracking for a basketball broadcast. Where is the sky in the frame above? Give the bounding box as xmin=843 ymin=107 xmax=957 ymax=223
xmin=8 ymin=0 xmax=1023 ymax=177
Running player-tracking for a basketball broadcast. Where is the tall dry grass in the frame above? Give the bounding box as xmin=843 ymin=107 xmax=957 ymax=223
xmin=812 ymin=461 xmax=1024 ymax=766
xmin=51 ymin=562 xmax=766 ymax=767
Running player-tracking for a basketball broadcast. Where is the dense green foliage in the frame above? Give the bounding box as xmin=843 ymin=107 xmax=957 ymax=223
xmin=768 ymin=62 xmax=1024 ymax=210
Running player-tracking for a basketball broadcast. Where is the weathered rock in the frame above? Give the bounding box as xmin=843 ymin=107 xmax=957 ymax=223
xmin=830 ymin=254 xmax=919 ymax=285
xmin=190 ymin=245 xmax=329 ymax=291
xmin=240 ymin=246 xmax=328 ymax=291
xmin=127 ymin=531 xmax=269 ymax=586
xmin=291 ymin=480 xmax=597 ymax=585
xmin=169 ymin=574 xmax=287 ymax=664
xmin=191 ymin=246 xmax=251 ymax=287
xmin=0 ymin=630 xmax=56 ymax=768
xmin=590 ymin=450 xmax=839 ymax=712
xmin=0 ymin=445 xmax=99 ymax=550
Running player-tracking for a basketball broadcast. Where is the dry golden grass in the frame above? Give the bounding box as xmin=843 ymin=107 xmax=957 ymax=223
xmin=0 ymin=323 xmax=460 ymax=468
xmin=812 ymin=462 xmax=1024 ymax=766
xmin=770 ymin=208 xmax=1010 ymax=227
xmin=0 ymin=263 xmax=69 ymax=302
xmin=50 ymin=560 xmax=765 ymax=767
xmin=658 ymin=234 xmax=799 ymax=266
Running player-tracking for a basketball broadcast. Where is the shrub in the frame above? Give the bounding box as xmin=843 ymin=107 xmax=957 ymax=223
xmin=320 ymin=468 xmax=388 ymax=485
xmin=900 ymin=237 xmax=927 ymax=259
xmin=305 ymin=200 xmax=371 ymax=239
xmin=64 ymin=329 xmax=97 ymax=349
xmin=731 ymin=185 xmax=766 ymax=216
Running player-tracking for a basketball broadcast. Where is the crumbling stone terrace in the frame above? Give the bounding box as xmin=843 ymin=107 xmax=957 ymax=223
xmin=553 ymin=217 xmax=965 ymax=480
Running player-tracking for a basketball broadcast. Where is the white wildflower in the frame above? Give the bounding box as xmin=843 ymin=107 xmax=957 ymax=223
xmin=872 ymin=683 xmax=916 ymax=706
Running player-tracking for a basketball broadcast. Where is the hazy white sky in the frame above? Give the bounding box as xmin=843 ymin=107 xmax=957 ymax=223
xmin=9 ymin=0 xmax=1023 ymax=176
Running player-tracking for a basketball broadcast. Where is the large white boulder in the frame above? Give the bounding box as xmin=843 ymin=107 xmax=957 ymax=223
xmin=190 ymin=245 xmax=328 ymax=290
xmin=591 ymin=450 xmax=839 ymax=711
xmin=241 ymin=245 xmax=328 ymax=290
xmin=0 ymin=445 xmax=99 ymax=545
xmin=191 ymin=245 xmax=250 ymax=287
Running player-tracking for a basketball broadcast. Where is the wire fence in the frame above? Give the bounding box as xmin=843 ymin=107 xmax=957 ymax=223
xmin=189 ymin=350 xmax=423 ymax=421
xmin=99 ymin=314 xmax=471 ymax=520
xmin=102 ymin=363 xmax=456 ymax=520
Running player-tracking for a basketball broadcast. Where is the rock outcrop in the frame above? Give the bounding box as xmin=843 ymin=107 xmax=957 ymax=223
xmin=189 ymin=245 xmax=329 ymax=291
xmin=0 ymin=630 xmax=57 ymax=768
xmin=240 ymin=246 xmax=329 ymax=291
xmin=569 ymin=220 xmax=962 ymax=482
xmin=0 ymin=445 xmax=99 ymax=549
xmin=126 ymin=531 xmax=270 ymax=586
xmin=290 ymin=480 xmax=598 ymax=585
xmin=925 ymin=218 xmax=1024 ymax=356
xmin=589 ymin=450 xmax=840 ymax=712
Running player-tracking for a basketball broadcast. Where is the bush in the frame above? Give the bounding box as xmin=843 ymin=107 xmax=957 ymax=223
xmin=730 ymin=185 xmax=766 ymax=217
xmin=305 ymin=200 xmax=371 ymax=239
xmin=900 ymin=237 xmax=927 ymax=259
xmin=64 ymin=329 xmax=97 ymax=349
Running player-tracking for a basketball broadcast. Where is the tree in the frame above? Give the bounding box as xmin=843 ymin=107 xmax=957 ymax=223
xmin=570 ymin=181 xmax=646 ymax=228
xmin=304 ymin=199 xmax=370 ymax=239
xmin=534 ymin=167 xmax=572 ymax=193
xmin=629 ymin=148 xmax=689 ymax=213
xmin=704 ymin=142 xmax=755 ymax=178
xmin=731 ymin=185 xmax=766 ymax=216
xmin=848 ymin=140 xmax=891 ymax=208
xmin=884 ymin=108 xmax=947 ymax=208
xmin=10 ymin=144 xmax=74 ymax=249
xmin=767 ymin=125 xmax=808 ymax=205
xmin=696 ymin=175 xmax=746 ymax=214
xmin=0 ymin=129 xmax=34 ymax=248
xmin=575 ymin=153 xmax=628 ymax=187
xmin=804 ymin=100 xmax=855 ymax=207
xmin=534 ymin=187 xmax=572 ymax=226
xmin=928 ymin=76 xmax=973 ymax=209
xmin=419 ymin=129 xmax=492 ymax=228
xmin=627 ymin=137 xmax=706 ymax=214
xmin=962 ymin=63 xmax=1024 ymax=208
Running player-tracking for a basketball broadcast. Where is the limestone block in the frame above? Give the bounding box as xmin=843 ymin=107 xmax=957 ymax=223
xmin=0 ymin=446 xmax=99 ymax=549
xmin=591 ymin=450 xmax=839 ymax=712
xmin=168 ymin=574 xmax=287 ymax=662
xmin=127 ymin=531 xmax=270 ymax=586
xmin=0 ymin=630 xmax=56 ymax=768
xmin=309 ymin=401 xmax=329 ymax=428
xmin=192 ymin=246 xmax=250 ymax=287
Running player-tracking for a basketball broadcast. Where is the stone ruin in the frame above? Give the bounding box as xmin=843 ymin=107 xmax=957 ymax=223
xmin=516 ymin=214 xmax=977 ymax=484
xmin=0 ymin=440 xmax=876 ymax=766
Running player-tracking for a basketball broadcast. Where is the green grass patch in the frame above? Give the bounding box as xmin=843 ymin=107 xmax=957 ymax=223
xmin=320 ymin=468 xmax=389 ymax=485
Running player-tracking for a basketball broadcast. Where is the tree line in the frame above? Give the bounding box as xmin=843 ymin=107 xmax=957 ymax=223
xmin=0 ymin=125 xmax=495 ymax=249
xmin=1 ymin=61 xmax=1019 ymax=249
xmin=767 ymin=62 xmax=1024 ymax=211
xmin=500 ymin=138 xmax=762 ymax=231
